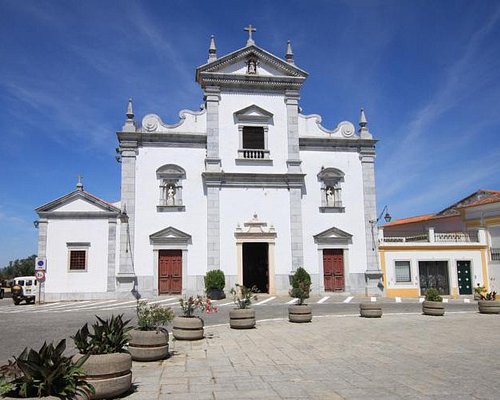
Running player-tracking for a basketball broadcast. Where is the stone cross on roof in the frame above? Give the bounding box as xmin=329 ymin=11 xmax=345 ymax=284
xmin=244 ymin=24 xmax=256 ymax=46
xmin=76 ymin=175 xmax=84 ymax=191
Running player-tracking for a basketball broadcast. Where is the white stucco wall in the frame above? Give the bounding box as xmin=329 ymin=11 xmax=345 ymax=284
xmin=218 ymin=91 xmax=288 ymax=172
xmin=44 ymin=219 xmax=109 ymax=293
xmin=219 ymin=187 xmax=292 ymax=276
xmin=383 ymin=248 xmax=485 ymax=295
xmin=133 ymin=146 xmax=207 ymax=278
xmin=300 ymin=150 xmax=368 ymax=276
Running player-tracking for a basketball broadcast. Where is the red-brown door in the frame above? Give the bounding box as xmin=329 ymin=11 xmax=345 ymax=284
xmin=323 ymin=249 xmax=344 ymax=291
xmin=158 ymin=250 xmax=182 ymax=294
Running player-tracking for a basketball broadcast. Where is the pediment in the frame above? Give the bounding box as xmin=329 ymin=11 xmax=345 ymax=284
xmin=196 ymin=45 xmax=308 ymax=90
xmin=314 ymin=227 xmax=353 ymax=245
xmin=36 ymin=191 xmax=120 ymax=214
xmin=234 ymin=104 xmax=274 ymax=124
xmin=150 ymin=226 xmax=192 ymax=244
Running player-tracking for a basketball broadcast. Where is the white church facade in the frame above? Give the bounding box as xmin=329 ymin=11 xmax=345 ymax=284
xmin=35 ymin=29 xmax=382 ymax=301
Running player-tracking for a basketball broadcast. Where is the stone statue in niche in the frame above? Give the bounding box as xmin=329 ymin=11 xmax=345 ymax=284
xmin=166 ymin=184 xmax=176 ymax=206
xmin=326 ymin=186 xmax=335 ymax=206
xmin=247 ymin=58 xmax=257 ymax=74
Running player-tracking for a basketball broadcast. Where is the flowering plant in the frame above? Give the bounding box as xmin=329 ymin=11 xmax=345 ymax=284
xmin=480 ymin=291 xmax=497 ymax=301
xmin=179 ymin=295 xmax=218 ymax=317
xmin=136 ymin=300 xmax=174 ymax=331
xmin=230 ymin=284 xmax=258 ymax=309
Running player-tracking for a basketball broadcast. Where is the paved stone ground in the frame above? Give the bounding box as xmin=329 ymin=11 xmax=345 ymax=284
xmin=127 ymin=311 xmax=500 ymax=400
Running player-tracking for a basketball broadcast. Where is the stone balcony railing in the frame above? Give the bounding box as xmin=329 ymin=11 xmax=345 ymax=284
xmin=379 ymin=227 xmax=485 ymax=245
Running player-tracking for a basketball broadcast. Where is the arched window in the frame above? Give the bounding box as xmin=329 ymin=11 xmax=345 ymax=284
xmin=317 ymin=168 xmax=345 ymax=212
xmin=156 ymin=164 xmax=186 ymax=211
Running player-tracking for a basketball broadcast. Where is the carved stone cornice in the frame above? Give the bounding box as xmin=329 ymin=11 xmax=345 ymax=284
xmin=117 ymin=131 xmax=207 ymax=148
xmin=299 ymin=137 xmax=377 ymax=151
xmin=202 ymin=172 xmax=305 ymax=188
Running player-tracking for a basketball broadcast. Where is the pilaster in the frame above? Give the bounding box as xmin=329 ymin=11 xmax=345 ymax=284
xmin=285 ymin=90 xmax=302 ymax=173
xmin=360 ymin=146 xmax=382 ymax=295
xmin=37 ymin=219 xmax=48 ymax=258
xmin=207 ymin=186 xmax=220 ymax=269
xmin=289 ymin=187 xmax=304 ymax=271
xmin=118 ymin=143 xmax=138 ymax=287
xmin=204 ymin=86 xmax=221 ymax=172
xmin=107 ymin=219 xmax=117 ymax=292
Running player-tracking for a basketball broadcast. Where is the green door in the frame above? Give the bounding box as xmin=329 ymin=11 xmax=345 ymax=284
xmin=457 ymin=261 xmax=472 ymax=295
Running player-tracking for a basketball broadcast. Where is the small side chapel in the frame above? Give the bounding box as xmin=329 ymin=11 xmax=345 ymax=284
xmin=35 ymin=27 xmax=382 ymax=300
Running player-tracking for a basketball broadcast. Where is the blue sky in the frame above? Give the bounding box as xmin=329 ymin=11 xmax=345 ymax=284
xmin=1 ymin=0 xmax=500 ymax=267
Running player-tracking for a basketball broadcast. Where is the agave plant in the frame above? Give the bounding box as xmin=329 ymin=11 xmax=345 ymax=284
xmin=72 ymin=314 xmax=132 ymax=354
xmin=0 ymin=339 xmax=94 ymax=399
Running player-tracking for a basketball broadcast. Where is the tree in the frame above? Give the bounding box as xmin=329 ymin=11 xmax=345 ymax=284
xmin=0 ymin=255 xmax=36 ymax=280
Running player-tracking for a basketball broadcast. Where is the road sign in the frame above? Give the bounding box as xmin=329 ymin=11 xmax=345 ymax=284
xmin=35 ymin=257 xmax=47 ymax=271
xmin=35 ymin=270 xmax=46 ymax=282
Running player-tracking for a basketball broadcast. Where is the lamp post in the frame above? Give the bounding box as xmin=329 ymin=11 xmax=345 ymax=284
xmin=369 ymin=205 xmax=391 ymax=251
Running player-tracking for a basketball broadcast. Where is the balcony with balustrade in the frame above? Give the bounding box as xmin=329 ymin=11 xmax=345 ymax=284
xmin=378 ymin=226 xmax=487 ymax=249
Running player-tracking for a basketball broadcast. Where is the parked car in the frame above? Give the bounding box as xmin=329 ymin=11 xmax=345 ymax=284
xmin=11 ymin=276 xmax=38 ymax=305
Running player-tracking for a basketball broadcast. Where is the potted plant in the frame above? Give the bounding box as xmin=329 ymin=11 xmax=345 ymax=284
xmin=128 ymin=300 xmax=175 ymax=361
xmin=72 ymin=314 xmax=132 ymax=399
xmin=422 ymin=288 xmax=445 ymax=316
xmin=478 ymin=291 xmax=500 ymax=314
xmin=204 ymin=269 xmax=226 ymax=300
xmin=172 ymin=295 xmax=217 ymax=340
xmin=288 ymin=267 xmax=313 ymax=323
xmin=0 ymin=339 xmax=94 ymax=399
xmin=474 ymin=284 xmax=486 ymax=301
xmin=229 ymin=284 xmax=258 ymax=329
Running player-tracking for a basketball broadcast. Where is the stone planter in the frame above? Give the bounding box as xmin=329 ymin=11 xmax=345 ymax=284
xmin=128 ymin=328 xmax=169 ymax=361
xmin=359 ymin=303 xmax=383 ymax=318
xmin=478 ymin=300 xmax=500 ymax=314
xmin=288 ymin=304 xmax=312 ymax=323
xmin=229 ymin=308 xmax=256 ymax=329
xmin=73 ymin=352 xmax=132 ymax=399
xmin=172 ymin=316 xmax=204 ymax=340
xmin=422 ymin=300 xmax=445 ymax=316
xmin=207 ymin=288 xmax=226 ymax=300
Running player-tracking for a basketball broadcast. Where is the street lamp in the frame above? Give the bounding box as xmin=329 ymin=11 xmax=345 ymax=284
xmin=369 ymin=205 xmax=392 ymax=250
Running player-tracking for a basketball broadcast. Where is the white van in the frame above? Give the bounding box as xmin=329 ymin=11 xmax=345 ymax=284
xmin=11 ymin=276 xmax=38 ymax=305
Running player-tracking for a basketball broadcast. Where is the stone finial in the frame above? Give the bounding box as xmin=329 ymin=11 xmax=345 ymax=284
xmin=244 ymin=24 xmax=256 ymax=46
xmin=208 ymin=35 xmax=217 ymax=63
xmin=123 ymin=98 xmax=136 ymax=132
xmin=285 ymin=40 xmax=294 ymax=64
xmin=358 ymin=108 xmax=372 ymax=139
xmin=76 ymin=175 xmax=84 ymax=191
xmin=126 ymin=98 xmax=134 ymax=120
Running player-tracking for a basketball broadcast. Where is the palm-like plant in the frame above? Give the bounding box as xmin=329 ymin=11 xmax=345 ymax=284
xmin=0 ymin=339 xmax=94 ymax=399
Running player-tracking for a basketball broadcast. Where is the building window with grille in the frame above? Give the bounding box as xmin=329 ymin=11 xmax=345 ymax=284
xmin=156 ymin=164 xmax=186 ymax=212
xmin=67 ymin=243 xmax=90 ymax=272
xmin=395 ymin=260 xmax=411 ymax=283
xmin=317 ymin=168 xmax=345 ymax=212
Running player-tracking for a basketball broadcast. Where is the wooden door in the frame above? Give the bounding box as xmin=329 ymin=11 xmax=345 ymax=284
xmin=323 ymin=249 xmax=344 ymax=291
xmin=158 ymin=250 xmax=182 ymax=294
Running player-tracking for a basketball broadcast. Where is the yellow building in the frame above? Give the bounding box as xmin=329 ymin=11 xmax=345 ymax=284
xmin=379 ymin=190 xmax=500 ymax=298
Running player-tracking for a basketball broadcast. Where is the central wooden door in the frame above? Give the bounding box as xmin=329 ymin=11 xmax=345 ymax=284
xmin=323 ymin=249 xmax=344 ymax=291
xmin=158 ymin=250 xmax=182 ymax=294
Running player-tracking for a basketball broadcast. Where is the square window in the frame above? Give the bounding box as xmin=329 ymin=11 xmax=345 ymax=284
xmin=395 ymin=261 xmax=411 ymax=283
xmin=70 ymin=250 xmax=87 ymax=270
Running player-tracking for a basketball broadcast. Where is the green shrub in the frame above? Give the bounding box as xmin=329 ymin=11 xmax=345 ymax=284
xmin=204 ymin=269 xmax=225 ymax=291
xmin=0 ymin=339 xmax=94 ymax=399
xmin=424 ymin=288 xmax=443 ymax=302
xmin=136 ymin=300 xmax=174 ymax=331
xmin=289 ymin=267 xmax=312 ymax=305
xmin=72 ymin=314 xmax=131 ymax=355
